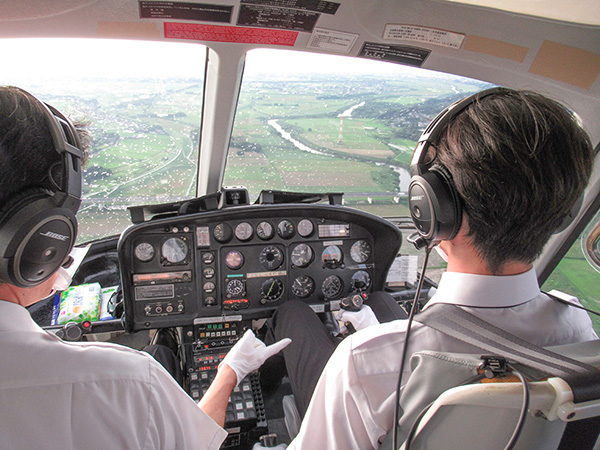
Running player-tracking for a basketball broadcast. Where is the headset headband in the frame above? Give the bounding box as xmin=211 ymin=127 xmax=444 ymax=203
xmin=410 ymin=87 xmax=506 ymax=177
xmin=40 ymin=101 xmax=83 ymax=212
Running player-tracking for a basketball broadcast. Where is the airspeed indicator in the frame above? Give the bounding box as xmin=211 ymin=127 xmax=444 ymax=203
xmin=350 ymin=240 xmax=371 ymax=263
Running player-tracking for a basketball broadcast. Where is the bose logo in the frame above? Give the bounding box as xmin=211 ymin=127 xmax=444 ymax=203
xmin=411 ymin=195 xmax=425 ymax=201
xmin=40 ymin=231 xmax=69 ymax=242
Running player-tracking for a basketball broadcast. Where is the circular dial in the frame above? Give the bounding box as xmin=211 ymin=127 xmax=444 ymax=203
xmin=261 ymin=278 xmax=284 ymax=301
xmin=350 ymin=240 xmax=372 ymax=263
xmin=256 ymin=221 xmax=274 ymax=240
xmin=291 ymin=275 xmax=315 ymax=298
xmin=235 ymin=222 xmax=254 ymax=241
xmin=134 ymin=242 xmax=155 ymax=262
xmin=351 ymin=270 xmax=371 ymax=291
xmin=213 ymin=223 xmax=233 ymax=243
xmin=291 ymin=243 xmax=314 ymax=268
xmin=259 ymin=246 xmax=284 ymax=270
xmin=322 ymin=245 xmax=343 ymax=268
xmin=161 ymin=237 xmax=188 ymax=264
xmin=224 ymin=250 xmax=244 ymax=270
xmin=297 ymin=219 xmax=314 ymax=237
xmin=225 ymin=279 xmax=245 ymax=297
xmin=277 ymin=220 xmax=295 ymax=239
xmin=322 ymin=275 xmax=343 ymax=299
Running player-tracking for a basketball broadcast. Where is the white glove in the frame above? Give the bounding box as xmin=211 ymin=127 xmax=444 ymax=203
xmin=336 ymin=305 xmax=379 ymax=332
xmin=221 ymin=330 xmax=291 ymax=385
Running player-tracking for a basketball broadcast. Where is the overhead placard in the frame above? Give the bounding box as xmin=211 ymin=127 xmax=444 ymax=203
xmin=164 ymin=22 xmax=298 ymax=46
xmin=384 ymin=24 xmax=465 ymax=49
xmin=237 ymin=4 xmax=320 ymax=32
xmin=139 ymin=1 xmax=232 ymax=23
xmin=241 ymin=0 xmax=340 ymax=15
xmin=359 ymin=42 xmax=430 ymax=67
xmin=308 ymin=28 xmax=358 ymax=53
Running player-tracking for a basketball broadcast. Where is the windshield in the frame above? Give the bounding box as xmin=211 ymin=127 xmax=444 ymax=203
xmin=224 ymin=48 xmax=491 ymax=217
xmin=0 ymin=38 xmax=206 ymax=243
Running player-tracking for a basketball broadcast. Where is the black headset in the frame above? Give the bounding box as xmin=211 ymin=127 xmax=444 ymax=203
xmin=408 ymin=87 xmax=505 ymax=249
xmin=0 ymin=97 xmax=84 ymax=288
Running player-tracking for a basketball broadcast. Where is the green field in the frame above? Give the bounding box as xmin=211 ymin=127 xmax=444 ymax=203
xmin=542 ymin=236 xmax=600 ymax=334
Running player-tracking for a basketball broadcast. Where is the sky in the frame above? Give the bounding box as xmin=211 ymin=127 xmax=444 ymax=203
xmin=0 ymin=38 xmax=435 ymax=81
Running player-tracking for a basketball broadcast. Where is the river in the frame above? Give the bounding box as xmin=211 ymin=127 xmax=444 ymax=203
xmin=267 ymin=119 xmax=410 ymax=193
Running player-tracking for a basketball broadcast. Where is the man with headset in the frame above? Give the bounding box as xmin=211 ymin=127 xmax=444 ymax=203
xmin=0 ymin=86 xmax=290 ymax=449
xmin=269 ymin=88 xmax=598 ymax=449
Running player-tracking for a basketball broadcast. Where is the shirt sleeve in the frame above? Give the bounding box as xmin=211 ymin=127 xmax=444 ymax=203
xmin=288 ymin=337 xmax=386 ymax=450
xmin=143 ymin=357 xmax=228 ymax=450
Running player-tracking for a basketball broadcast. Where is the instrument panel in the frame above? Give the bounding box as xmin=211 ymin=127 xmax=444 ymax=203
xmin=118 ymin=204 xmax=402 ymax=331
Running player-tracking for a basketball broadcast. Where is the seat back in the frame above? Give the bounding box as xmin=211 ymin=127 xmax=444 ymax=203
xmin=380 ymin=339 xmax=600 ymax=450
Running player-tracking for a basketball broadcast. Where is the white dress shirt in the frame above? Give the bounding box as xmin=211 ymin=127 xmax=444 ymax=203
xmin=289 ymin=268 xmax=598 ymax=450
xmin=0 ymin=301 xmax=227 ymax=450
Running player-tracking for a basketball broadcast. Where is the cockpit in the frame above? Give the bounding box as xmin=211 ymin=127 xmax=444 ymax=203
xmin=1 ymin=0 xmax=599 ymax=448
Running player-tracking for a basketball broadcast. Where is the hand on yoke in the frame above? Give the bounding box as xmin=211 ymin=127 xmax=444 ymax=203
xmin=336 ymin=305 xmax=380 ymax=333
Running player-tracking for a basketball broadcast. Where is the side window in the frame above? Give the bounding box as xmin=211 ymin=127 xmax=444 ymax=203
xmin=542 ymin=210 xmax=600 ymax=335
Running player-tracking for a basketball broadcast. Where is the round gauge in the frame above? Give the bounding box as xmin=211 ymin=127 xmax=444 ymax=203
xmin=291 ymin=275 xmax=315 ymax=298
xmin=213 ymin=223 xmax=233 ymax=243
xmin=235 ymin=222 xmax=254 ymax=241
xmin=322 ymin=275 xmax=343 ymax=299
xmin=351 ymin=270 xmax=371 ymax=291
xmin=291 ymin=243 xmax=314 ymax=268
xmin=350 ymin=240 xmax=372 ymax=263
xmin=277 ymin=220 xmax=295 ymax=239
xmin=202 ymin=252 xmax=214 ymax=264
xmin=259 ymin=246 xmax=284 ymax=270
xmin=297 ymin=219 xmax=314 ymax=238
xmin=134 ymin=242 xmax=155 ymax=262
xmin=203 ymin=267 xmax=215 ymax=279
xmin=322 ymin=245 xmax=343 ymax=268
xmin=225 ymin=279 xmax=245 ymax=297
xmin=161 ymin=237 xmax=188 ymax=264
xmin=224 ymin=250 xmax=244 ymax=270
xmin=256 ymin=221 xmax=274 ymax=240
xmin=261 ymin=278 xmax=284 ymax=301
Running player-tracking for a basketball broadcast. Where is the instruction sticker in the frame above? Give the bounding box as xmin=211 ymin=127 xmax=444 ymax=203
xmin=164 ymin=22 xmax=298 ymax=46
xmin=308 ymin=28 xmax=358 ymax=53
xmin=241 ymin=0 xmax=340 ymax=15
xmin=359 ymin=42 xmax=430 ymax=67
xmin=238 ymin=4 xmax=320 ymax=32
xmin=384 ymin=24 xmax=465 ymax=49
xmin=139 ymin=1 xmax=232 ymax=23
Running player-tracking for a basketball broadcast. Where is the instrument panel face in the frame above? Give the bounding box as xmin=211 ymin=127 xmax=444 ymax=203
xmin=119 ymin=205 xmax=401 ymax=331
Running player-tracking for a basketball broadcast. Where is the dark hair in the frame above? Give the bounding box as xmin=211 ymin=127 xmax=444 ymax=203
xmin=0 ymin=86 xmax=89 ymax=208
xmin=435 ymin=88 xmax=595 ymax=274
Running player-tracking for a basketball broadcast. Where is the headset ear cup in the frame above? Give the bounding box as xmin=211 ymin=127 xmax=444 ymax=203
xmin=0 ymin=188 xmax=77 ymax=287
xmin=430 ymin=164 xmax=462 ymax=240
xmin=408 ymin=165 xmax=462 ymax=244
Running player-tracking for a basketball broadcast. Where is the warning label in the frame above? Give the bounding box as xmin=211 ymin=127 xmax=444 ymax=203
xmin=384 ymin=24 xmax=465 ymax=49
xmin=139 ymin=1 xmax=232 ymax=23
xmin=164 ymin=22 xmax=298 ymax=46
xmin=241 ymin=0 xmax=340 ymax=15
xmin=308 ymin=28 xmax=358 ymax=53
xmin=359 ymin=42 xmax=430 ymax=67
xmin=238 ymin=4 xmax=320 ymax=32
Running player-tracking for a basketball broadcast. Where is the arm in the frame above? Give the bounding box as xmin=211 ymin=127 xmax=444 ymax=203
xmin=198 ymin=364 xmax=237 ymax=427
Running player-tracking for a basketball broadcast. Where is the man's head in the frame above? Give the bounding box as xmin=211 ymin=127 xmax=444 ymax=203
xmin=0 ymin=86 xmax=89 ymax=289
xmin=432 ymin=88 xmax=594 ymax=274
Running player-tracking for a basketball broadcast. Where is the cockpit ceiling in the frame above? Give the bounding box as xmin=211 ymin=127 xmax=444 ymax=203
xmin=441 ymin=0 xmax=600 ymax=26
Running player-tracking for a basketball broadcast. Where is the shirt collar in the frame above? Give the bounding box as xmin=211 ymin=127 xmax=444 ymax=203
xmin=0 ymin=300 xmax=45 ymax=333
xmin=425 ymin=267 xmax=541 ymax=309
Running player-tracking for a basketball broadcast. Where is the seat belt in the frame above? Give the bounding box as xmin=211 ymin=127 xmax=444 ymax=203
xmin=413 ymin=303 xmax=600 ymax=450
